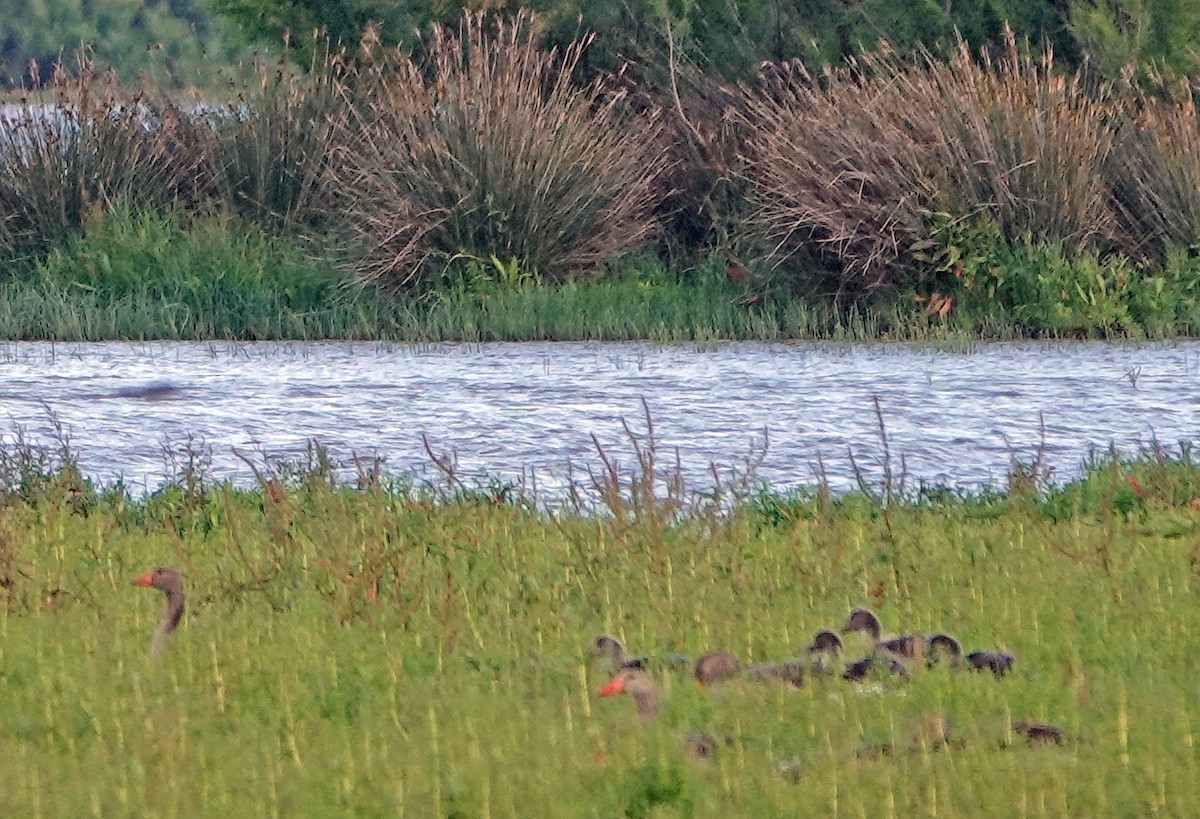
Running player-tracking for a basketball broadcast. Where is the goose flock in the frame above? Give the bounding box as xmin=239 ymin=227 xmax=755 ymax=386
xmin=593 ymin=605 xmax=1062 ymax=758
xmin=131 ymin=568 xmax=1063 ymax=768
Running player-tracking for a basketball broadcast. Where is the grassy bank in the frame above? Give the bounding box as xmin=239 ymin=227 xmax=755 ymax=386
xmin=2 ymin=433 xmax=1200 ymax=815
xmin=2 ymin=209 xmax=1196 ymax=342
xmin=4 ymin=20 xmax=1200 ymax=343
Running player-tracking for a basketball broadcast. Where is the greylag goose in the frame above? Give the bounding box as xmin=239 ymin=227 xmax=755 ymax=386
xmin=806 ymin=629 xmax=845 ymax=672
xmin=744 ymin=658 xmax=808 ymax=688
xmin=923 ymin=632 xmax=1016 ymax=677
xmin=745 ymin=629 xmax=847 ymax=687
xmin=693 ymin=650 xmax=741 ymax=686
xmin=596 ymin=662 xmax=724 ymax=760
xmin=1012 ymin=720 xmax=1064 ymax=746
xmin=842 ymin=651 xmax=909 ymax=682
xmin=133 ymin=567 xmax=185 ymax=657
xmin=589 ymin=634 xmax=635 ymax=672
xmin=597 ymin=661 xmax=659 ymax=718
xmin=965 ymin=649 xmax=1016 ymax=677
xmin=842 ymin=606 xmax=924 ymax=659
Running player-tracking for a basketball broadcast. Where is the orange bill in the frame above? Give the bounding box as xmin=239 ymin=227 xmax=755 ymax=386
xmin=133 ymin=571 xmax=154 ymax=587
xmin=596 ymin=675 xmax=626 ymax=696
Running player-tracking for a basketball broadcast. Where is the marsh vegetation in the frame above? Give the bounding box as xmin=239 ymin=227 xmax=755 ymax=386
xmin=2 ymin=426 xmax=1199 ymax=815
xmin=3 ymin=12 xmax=1200 ymax=341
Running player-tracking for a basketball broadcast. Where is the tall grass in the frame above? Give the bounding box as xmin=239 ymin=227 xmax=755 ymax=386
xmin=3 ymin=429 xmax=1200 ymax=814
xmin=201 ymin=48 xmax=345 ymax=231
xmin=743 ymin=30 xmax=1120 ymax=292
xmin=0 ymin=208 xmax=380 ymax=340
xmin=333 ymin=10 xmax=671 ymax=290
xmin=0 ymin=60 xmax=202 ymax=271
xmin=1109 ymin=72 xmax=1200 ymax=262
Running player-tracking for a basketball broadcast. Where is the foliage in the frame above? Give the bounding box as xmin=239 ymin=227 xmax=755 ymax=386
xmin=205 ymin=0 xmax=457 ymax=67
xmin=3 ymin=428 xmax=1200 ymax=813
xmin=0 ymin=0 xmax=251 ymax=89
xmin=1070 ymin=0 xmax=1200 ymax=78
xmin=13 ymin=207 xmax=371 ymax=340
xmin=742 ymin=31 xmax=1121 ymax=294
xmin=332 ymin=10 xmax=670 ymax=290
xmin=0 ymin=61 xmax=204 ymax=271
xmin=919 ymin=218 xmax=1200 ymax=336
xmin=537 ymin=0 xmax=1077 ymax=82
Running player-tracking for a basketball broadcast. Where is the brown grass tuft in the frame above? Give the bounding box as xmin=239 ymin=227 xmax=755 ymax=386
xmin=742 ymin=30 xmax=1120 ymax=293
xmin=331 ymin=10 xmax=671 ymax=289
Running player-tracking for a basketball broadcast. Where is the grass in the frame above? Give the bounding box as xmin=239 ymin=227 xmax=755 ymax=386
xmin=0 ymin=208 xmax=1196 ymax=342
xmin=2 ymin=429 xmax=1200 ymax=815
xmin=0 ymin=209 xmax=1000 ymax=342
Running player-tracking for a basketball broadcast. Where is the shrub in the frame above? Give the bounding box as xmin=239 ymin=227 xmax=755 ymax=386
xmin=332 ymin=10 xmax=671 ymax=290
xmin=29 ymin=207 xmax=355 ymax=338
xmin=201 ymin=47 xmax=346 ymax=230
xmin=0 ymin=59 xmax=203 ymax=272
xmin=741 ymin=30 xmax=1120 ymax=293
xmin=928 ymin=218 xmax=1200 ymax=336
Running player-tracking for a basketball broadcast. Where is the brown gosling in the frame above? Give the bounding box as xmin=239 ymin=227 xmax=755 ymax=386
xmin=925 ymin=632 xmax=963 ymax=667
xmin=693 ymin=650 xmax=741 ymax=686
xmin=857 ymin=712 xmax=955 ymax=759
xmin=746 ymin=629 xmax=847 ymax=688
xmin=842 ymin=606 xmax=923 ymax=660
xmin=842 ymin=651 xmax=909 ymax=682
xmin=589 ymin=633 xmax=633 ymax=672
xmin=1012 ymin=720 xmax=1065 ymax=746
xmin=806 ymin=629 xmax=845 ymax=668
xmin=907 ymin=712 xmax=954 ymax=752
xmin=924 ymin=632 xmax=1015 ymax=677
xmin=965 ymin=649 xmax=1016 ymax=677
xmin=744 ymin=659 xmax=808 ymax=689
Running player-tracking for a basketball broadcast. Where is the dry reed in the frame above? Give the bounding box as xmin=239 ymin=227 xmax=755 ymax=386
xmin=331 ymin=10 xmax=671 ymax=289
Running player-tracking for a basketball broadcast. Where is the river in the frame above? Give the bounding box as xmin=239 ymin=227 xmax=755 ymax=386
xmin=1 ymin=340 xmax=1196 ymax=498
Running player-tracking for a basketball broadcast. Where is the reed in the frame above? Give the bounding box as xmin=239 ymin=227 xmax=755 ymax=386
xmin=1109 ymin=71 xmax=1200 ymax=262
xmin=742 ymin=30 xmax=1120 ymax=292
xmin=201 ymin=46 xmax=345 ymax=230
xmin=332 ymin=10 xmax=670 ymax=290
xmin=0 ymin=59 xmax=203 ymax=270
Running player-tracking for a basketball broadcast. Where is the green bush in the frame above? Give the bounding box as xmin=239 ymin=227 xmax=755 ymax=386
xmin=16 ymin=207 xmax=368 ymax=339
xmin=925 ymin=218 xmax=1200 ymax=336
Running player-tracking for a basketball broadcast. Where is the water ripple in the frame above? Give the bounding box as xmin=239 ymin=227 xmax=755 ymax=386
xmin=1 ymin=340 xmax=1198 ymax=494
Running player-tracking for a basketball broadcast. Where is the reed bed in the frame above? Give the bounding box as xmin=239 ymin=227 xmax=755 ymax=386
xmin=1 ymin=428 xmax=1199 ymax=815
xmin=742 ymin=30 xmax=1121 ymax=292
xmin=3 ymin=14 xmax=1200 ymax=339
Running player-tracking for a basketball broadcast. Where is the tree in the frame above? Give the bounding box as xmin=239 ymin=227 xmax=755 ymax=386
xmin=1071 ymin=0 xmax=1200 ymax=77
xmin=204 ymin=0 xmax=467 ymax=64
xmin=0 ymin=0 xmax=251 ymax=88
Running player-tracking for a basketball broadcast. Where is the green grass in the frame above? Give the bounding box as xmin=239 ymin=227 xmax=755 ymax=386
xmin=0 ymin=207 xmax=1196 ymax=342
xmin=2 ymin=436 xmax=1200 ymax=815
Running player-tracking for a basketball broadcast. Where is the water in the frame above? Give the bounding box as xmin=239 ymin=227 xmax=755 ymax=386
xmin=1 ymin=340 xmax=1197 ymax=496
